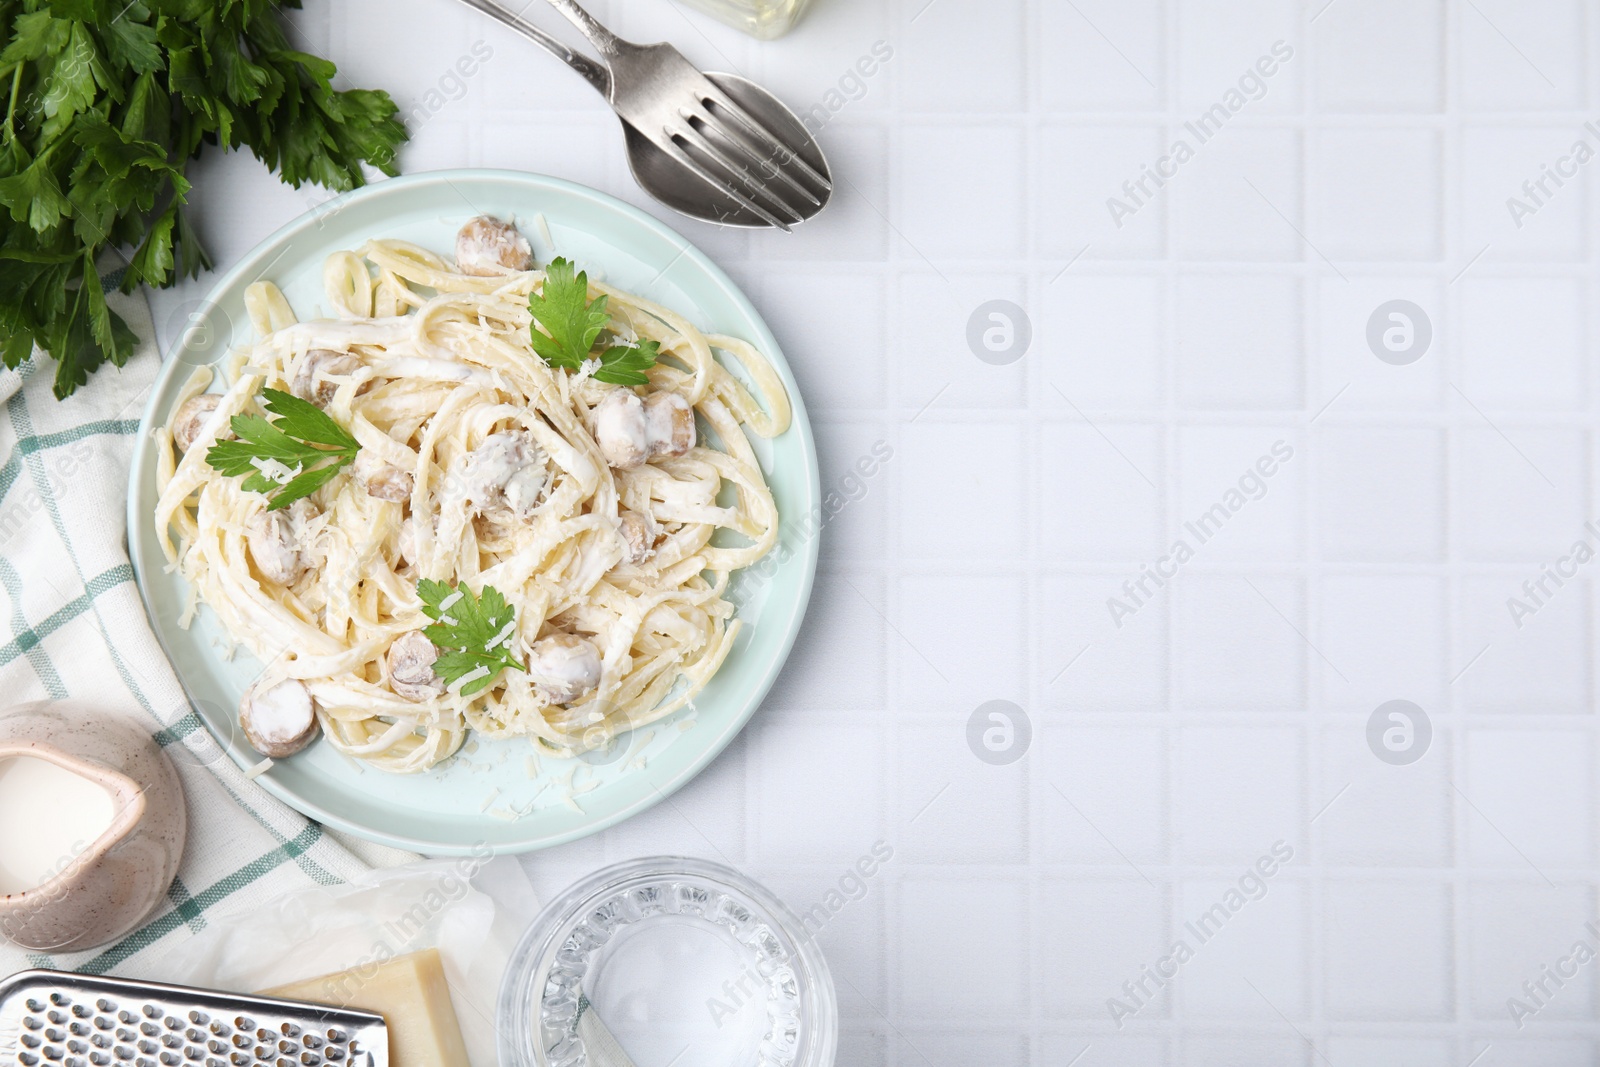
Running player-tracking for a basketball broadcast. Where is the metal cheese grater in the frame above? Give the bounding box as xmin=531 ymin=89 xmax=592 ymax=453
xmin=0 ymin=970 xmax=389 ymax=1067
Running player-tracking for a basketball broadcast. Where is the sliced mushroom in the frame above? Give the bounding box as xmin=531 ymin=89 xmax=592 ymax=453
xmin=353 ymin=450 xmax=413 ymax=503
xmin=460 ymin=431 xmax=546 ymax=518
xmin=239 ymin=678 xmax=319 ymax=758
xmin=455 ymin=215 xmax=533 ymax=276
xmin=291 ymin=348 xmax=363 ymax=408
xmin=527 ymin=633 xmax=602 ymax=704
xmin=644 ymin=391 xmax=695 ymax=458
xmin=245 ymin=501 xmax=316 ymax=586
xmin=386 ymin=631 xmax=445 ymax=701
xmin=172 ymin=394 xmax=223 ymax=453
xmin=594 ymin=390 xmax=650 ymax=470
xmin=617 ymin=509 xmax=658 ymax=564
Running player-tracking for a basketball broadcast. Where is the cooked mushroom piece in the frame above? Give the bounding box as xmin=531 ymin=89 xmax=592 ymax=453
xmin=353 ymin=450 xmax=413 ymax=503
xmin=644 ymin=391 xmax=695 ymax=458
xmin=386 ymin=631 xmax=445 ymax=701
xmin=245 ymin=503 xmax=315 ymax=586
xmin=172 ymin=394 xmax=223 ymax=453
xmin=461 ymin=431 xmax=545 ymax=517
xmin=617 ymin=509 xmax=658 ymax=564
xmin=239 ymin=678 xmax=319 ymax=758
xmin=503 ymin=464 xmax=548 ymax=519
xmin=526 ymin=633 xmax=602 ymax=704
xmin=455 ymin=215 xmax=533 ymax=276
xmin=290 ymin=348 xmax=363 ymax=407
xmin=594 ymin=390 xmax=650 ymax=470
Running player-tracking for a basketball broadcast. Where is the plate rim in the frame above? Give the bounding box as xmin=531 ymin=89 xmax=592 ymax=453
xmin=126 ymin=167 xmax=820 ymax=855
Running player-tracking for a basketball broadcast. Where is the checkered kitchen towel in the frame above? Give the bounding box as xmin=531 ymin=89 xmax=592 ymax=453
xmin=0 ymin=286 xmax=402 ymax=981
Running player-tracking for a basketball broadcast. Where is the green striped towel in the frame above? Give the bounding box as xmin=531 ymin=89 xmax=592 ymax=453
xmin=0 ymin=287 xmax=402 ymax=980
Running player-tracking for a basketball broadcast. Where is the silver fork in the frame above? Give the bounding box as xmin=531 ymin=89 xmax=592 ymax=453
xmin=452 ymin=0 xmax=833 ymax=230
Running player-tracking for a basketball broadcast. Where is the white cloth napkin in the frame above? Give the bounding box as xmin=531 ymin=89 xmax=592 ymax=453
xmin=149 ymin=856 xmax=540 ymax=1067
xmin=0 ymin=286 xmax=409 ymax=979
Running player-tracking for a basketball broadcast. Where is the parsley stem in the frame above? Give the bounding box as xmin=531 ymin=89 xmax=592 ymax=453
xmin=4 ymin=63 xmax=22 ymax=139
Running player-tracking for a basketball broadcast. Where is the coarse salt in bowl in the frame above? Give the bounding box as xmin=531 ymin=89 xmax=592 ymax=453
xmin=497 ymin=856 xmax=836 ymax=1067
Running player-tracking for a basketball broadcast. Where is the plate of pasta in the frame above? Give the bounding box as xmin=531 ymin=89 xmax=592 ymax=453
xmin=127 ymin=170 xmax=818 ymax=854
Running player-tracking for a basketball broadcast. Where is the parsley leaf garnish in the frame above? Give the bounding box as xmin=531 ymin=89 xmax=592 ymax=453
xmin=416 ymin=579 xmax=526 ymax=696
xmin=205 ymin=388 xmax=360 ymax=510
xmin=593 ymin=341 xmax=659 ymax=387
xmin=526 ymin=257 xmax=607 ymax=367
xmin=0 ymin=5 xmax=407 ymax=398
xmin=527 ymin=257 xmax=659 ymax=386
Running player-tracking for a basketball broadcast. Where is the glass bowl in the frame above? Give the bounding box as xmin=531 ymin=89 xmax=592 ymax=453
xmin=672 ymin=0 xmax=814 ymax=39
xmin=497 ymin=857 xmax=837 ymax=1067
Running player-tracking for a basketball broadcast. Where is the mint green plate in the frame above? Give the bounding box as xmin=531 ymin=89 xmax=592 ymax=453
xmin=126 ymin=170 xmax=818 ymax=855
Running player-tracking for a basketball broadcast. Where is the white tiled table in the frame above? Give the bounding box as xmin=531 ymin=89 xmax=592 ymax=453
xmin=151 ymin=0 xmax=1600 ymax=1062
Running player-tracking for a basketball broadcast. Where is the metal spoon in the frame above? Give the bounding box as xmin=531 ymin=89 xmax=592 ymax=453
xmin=452 ymin=0 xmax=832 ymax=230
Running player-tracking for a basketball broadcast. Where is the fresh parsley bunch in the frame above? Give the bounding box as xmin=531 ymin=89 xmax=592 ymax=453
xmin=0 ymin=0 xmax=407 ymax=398
xmin=416 ymin=579 xmax=526 ymax=696
xmin=527 ymin=257 xmax=659 ymax=386
xmin=205 ymin=387 xmax=359 ymax=510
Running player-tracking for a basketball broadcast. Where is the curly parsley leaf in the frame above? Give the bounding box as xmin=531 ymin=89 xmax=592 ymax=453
xmin=205 ymin=388 xmax=359 ymax=510
xmin=527 ymin=257 xmax=659 ymax=386
xmin=415 ymin=579 xmax=526 ymax=696
xmin=0 ymin=2 xmax=408 ymax=398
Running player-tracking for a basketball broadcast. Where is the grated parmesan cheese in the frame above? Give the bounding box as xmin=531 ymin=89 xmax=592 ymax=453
xmin=244 ymin=757 xmax=275 ymax=780
xmin=449 ymin=665 xmax=490 ymax=692
xmin=248 ymin=455 xmax=301 ymax=485
xmin=488 ymin=619 xmax=517 ymax=650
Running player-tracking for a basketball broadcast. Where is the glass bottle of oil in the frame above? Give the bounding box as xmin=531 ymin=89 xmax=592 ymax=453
xmin=673 ymin=0 xmax=814 ymax=39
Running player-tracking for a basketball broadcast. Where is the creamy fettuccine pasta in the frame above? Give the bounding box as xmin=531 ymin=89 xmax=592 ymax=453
xmin=153 ymin=217 xmax=788 ymax=774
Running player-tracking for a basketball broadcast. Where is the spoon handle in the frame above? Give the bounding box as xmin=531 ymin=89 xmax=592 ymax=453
xmin=450 ymin=0 xmax=611 ymax=94
xmin=542 ymin=0 xmax=626 ymax=58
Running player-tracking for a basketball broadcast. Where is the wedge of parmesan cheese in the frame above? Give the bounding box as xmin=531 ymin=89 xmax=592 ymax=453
xmin=261 ymin=947 xmax=469 ymax=1067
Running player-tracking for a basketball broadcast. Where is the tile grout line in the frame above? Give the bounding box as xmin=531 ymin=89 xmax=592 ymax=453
xmin=1443 ymin=0 xmax=1470 ymax=1044
xmin=885 ymin=2 xmax=911 ymax=1056
xmin=1299 ymin=5 xmax=1328 ymax=1050
xmin=1161 ymin=0 xmax=1182 ymax=1035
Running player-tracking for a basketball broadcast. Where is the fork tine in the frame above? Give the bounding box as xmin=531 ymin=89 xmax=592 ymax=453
xmin=656 ymin=133 xmax=795 ymax=231
xmin=668 ymin=125 xmax=803 ymax=226
xmin=697 ymin=84 xmax=833 ymax=192
xmin=672 ymin=122 xmax=807 ymax=224
xmin=684 ymin=104 xmax=822 ymax=209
